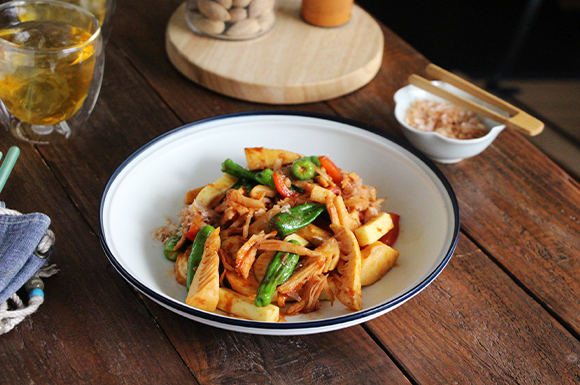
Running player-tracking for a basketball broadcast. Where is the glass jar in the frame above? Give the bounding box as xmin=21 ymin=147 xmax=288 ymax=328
xmin=186 ymin=0 xmax=276 ymax=41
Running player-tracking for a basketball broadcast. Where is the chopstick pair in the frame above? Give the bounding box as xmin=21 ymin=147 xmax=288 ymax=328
xmin=0 ymin=146 xmax=20 ymax=194
xmin=408 ymin=64 xmax=544 ymax=136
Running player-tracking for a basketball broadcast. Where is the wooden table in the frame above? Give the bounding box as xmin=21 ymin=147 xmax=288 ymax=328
xmin=2 ymin=0 xmax=579 ymax=383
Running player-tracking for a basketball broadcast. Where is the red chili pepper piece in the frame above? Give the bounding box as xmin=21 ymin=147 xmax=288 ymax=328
xmin=319 ymin=156 xmax=343 ymax=183
xmin=380 ymin=213 xmax=400 ymax=247
xmin=185 ymin=216 xmax=207 ymax=241
xmin=273 ymin=173 xmax=297 ymax=198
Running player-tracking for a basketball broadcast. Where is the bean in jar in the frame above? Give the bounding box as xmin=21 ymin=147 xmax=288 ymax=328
xmin=186 ymin=0 xmax=276 ymax=40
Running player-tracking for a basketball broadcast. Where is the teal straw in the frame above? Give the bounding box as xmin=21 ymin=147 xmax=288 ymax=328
xmin=0 ymin=146 xmax=20 ymax=194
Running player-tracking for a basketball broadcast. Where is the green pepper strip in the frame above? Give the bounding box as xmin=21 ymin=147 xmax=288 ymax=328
xmin=308 ymin=156 xmax=321 ymax=167
xmin=254 ymin=240 xmax=301 ymax=307
xmin=255 ymin=168 xmax=276 ymax=189
xmin=186 ymin=225 xmax=215 ymax=290
xmin=290 ymin=184 xmax=305 ymax=194
xmin=221 ymin=159 xmax=259 ymax=182
xmin=297 ymin=156 xmax=321 ymax=167
xmin=163 ymin=234 xmax=182 ymax=262
xmin=269 ymin=203 xmax=326 ymax=238
xmin=221 ymin=158 xmax=304 ymax=194
xmin=291 ymin=158 xmax=317 ymax=181
xmin=233 ymin=178 xmax=255 ymax=192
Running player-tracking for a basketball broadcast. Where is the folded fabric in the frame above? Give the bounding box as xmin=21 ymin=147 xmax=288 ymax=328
xmin=0 ymin=210 xmax=51 ymax=304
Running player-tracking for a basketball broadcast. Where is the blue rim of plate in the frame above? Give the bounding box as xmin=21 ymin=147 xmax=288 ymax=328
xmin=99 ymin=111 xmax=460 ymax=332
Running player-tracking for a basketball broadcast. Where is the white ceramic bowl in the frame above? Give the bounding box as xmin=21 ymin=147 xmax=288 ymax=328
xmin=99 ymin=112 xmax=459 ymax=335
xmin=394 ymin=81 xmax=506 ymax=164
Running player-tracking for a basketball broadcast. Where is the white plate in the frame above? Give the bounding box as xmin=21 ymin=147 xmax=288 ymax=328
xmin=99 ymin=112 xmax=459 ymax=335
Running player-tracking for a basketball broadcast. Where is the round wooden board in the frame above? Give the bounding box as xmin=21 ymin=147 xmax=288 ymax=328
xmin=166 ymin=0 xmax=384 ymax=104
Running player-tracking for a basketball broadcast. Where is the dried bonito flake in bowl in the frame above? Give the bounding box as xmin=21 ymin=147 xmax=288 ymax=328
xmin=186 ymin=0 xmax=277 ymax=40
xmin=404 ymin=99 xmax=488 ymax=140
xmin=394 ymin=81 xmax=506 ymax=164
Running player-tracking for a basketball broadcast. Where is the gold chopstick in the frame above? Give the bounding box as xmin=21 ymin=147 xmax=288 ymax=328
xmin=408 ymin=64 xmax=544 ymax=136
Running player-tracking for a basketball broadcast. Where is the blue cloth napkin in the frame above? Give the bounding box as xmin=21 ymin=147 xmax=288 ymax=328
xmin=0 ymin=208 xmax=51 ymax=304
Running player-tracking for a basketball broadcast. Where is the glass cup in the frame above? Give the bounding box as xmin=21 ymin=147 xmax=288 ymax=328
xmin=0 ymin=0 xmax=116 ymax=42
xmin=186 ymin=0 xmax=277 ymax=41
xmin=0 ymin=0 xmax=104 ymax=144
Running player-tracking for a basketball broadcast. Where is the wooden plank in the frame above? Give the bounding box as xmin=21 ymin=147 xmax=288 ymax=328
xmin=104 ymin=2 xmax=415 ymax=383
xmin=103 ymin=2 xmax=580 ymax=383
xmin=445 ymin=128 xmax=580 ymax=334
xmin=109 ymin=0 xmax=333 ymax=119
xmin=326 ymin=23 xmax=429 ymax=136
xmin=319 ymin=30 xmax=580 ymax=380
xmin=0 ymin=26 xmax=196 ymax=384
xmin=326 ymin=37 xmax=580 ymax=337
xmin=148 ymin=297 xmax=411 ymax=384
xmin=5 ymin=2 xmax=415 ymax=384
xmin=35 ymin=42 xmax=185 ymax=231
xmin=502 ymin=79 xmax=580 ymax=143
xmin=525 ymin=120 xmax=580 ymax=182
xmin=365 ymin=234 xmax=580 ymax=383
xmin=0 ymin=138 xmax=197 ymax=384
xmin=507 ymin=94 xmax=580 ymax=183
xmin=4 ymin=0 xmax=576 ymax=383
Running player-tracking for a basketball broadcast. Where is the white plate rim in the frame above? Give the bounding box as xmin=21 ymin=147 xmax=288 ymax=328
xmin=99 ymin=111 xmax=460 ymax=334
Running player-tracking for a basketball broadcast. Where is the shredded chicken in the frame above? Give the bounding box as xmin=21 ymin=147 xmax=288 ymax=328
xmin=277 ymin=255 xmax=325 ymax=295
xmin=235 ymin=231 xmax=276 ymax=279
xmin=328 ymin=224 xmax=362 ymax=311
xmin=257 ymin=239 xmax=323 ymax=259
xmin=286 ymin=274 xmax=328 ymax=315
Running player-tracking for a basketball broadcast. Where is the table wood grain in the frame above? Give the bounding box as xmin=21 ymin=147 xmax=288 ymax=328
xmin=1 ymin=0 xmax=579 ymax=383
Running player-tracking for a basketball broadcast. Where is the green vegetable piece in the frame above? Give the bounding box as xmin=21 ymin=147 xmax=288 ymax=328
xmin=186 ymin=225 xmax=215 ymax=290
xmin=255 ymin=240 xmax=301 ymax=307
xmin=296 ymin=156 xmax=321 ymax=167
xmin=221 ymin=159 xmax=259 ymax=182
xmin=233 ymin=178 xmax=255 ymax=192
xmin=269 ymin=203 xmax=326 ymax=238
xmin=309 ymin=156 xmax=321 ymax=167
xmin=163 ymin=234 xmax=182 ymax=261
xmin=290 ymin=184 xmax=305 ymax=194
xmin=291 ymin=158 xmax=317 ymax=180
xmin=255 ymin=168 xmax=276 ymax=189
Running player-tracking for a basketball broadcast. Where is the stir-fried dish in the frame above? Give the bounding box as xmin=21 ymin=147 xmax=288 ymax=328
xmin=154 ymin=148 xmax=400 ymax=322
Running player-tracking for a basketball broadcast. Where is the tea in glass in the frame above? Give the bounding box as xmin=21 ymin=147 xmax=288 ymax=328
xmin=0 ymin=0 xmax=116 ymax=41
xmin=0 ymin=1 xmax=104 ymax=143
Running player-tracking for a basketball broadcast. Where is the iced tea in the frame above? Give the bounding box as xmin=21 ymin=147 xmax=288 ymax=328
xmin=0 ymin=20 xmax=96 ymax=126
